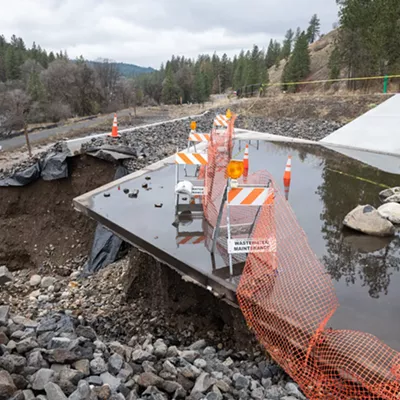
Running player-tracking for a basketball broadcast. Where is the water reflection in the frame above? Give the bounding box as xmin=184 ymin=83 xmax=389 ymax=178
xmin=316 ymin=161 xmax=400 ymax=298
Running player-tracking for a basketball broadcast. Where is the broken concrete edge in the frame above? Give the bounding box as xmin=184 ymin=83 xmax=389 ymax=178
xmin=72 ymin=142 xmax=208 ymax=205
xmin=64 ymin=110 xmax=212 ymax=156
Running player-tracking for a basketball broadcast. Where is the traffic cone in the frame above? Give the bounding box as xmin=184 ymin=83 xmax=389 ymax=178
xmin=284 ymin=183 xmax=290 ymax=201
xmin=283 ymin=155 xmax=292 ymax=187
xmin=243 ymin=144 xmax=249 ymax=171
xmin=109 ymin=114 xmax=120 ymax=138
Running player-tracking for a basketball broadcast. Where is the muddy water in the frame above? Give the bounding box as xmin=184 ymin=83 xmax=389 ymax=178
xmin=85 ymin=140 xmax=400 ymax=352
xmin=239 ymin=140 xmax=400 ymax=351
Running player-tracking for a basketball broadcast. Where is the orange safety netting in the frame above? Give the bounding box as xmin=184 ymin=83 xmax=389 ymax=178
xmin=202 ymin=114 xmax=400 ymax=400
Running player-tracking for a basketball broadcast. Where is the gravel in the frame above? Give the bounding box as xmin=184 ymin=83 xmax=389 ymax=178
xmin=0 ymin=265 xmax=303 ymax=399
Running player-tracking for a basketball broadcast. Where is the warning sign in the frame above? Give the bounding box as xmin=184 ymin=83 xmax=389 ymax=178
xmin=228 ymin=239 xmax=272 ymax=254
xmin=192 ymin=186 xmax=205 ymax=195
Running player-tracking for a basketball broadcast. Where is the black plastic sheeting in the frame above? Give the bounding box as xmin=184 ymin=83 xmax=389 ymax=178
xmin=0 ymin=151 xmax=68 ymax=187
xmin=82 ymin=166 xmax=129 ymax=275
xmin=0 ymin=144 xmax=137 ymax=187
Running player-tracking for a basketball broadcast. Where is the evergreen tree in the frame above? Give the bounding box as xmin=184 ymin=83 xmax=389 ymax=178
xmin=193 ymin=66 xmax=207 ymax=104
xmin=282 ymin=32 xmax=310 ymax=91
xmin=265 ymin=40 xmax=275 ymax=68
xmin=5 ymin=46 xmax=20 ymax=80
xmin=328 ymin=44 xmax=341 ymax=80
xmin=28 ymin=71 xmax=46 ymax=102
xmin=248 ymin=45 xmax=262 ymax=85
xmin=281 ymin=29 xmax=294 ymax=59
xmin=307 ymin=14 xmax=321 ymax=43
xmin=161 ymin=63 xmax=179 ymax=104
xmin=48 ymin=51 xmax=56 ymax=63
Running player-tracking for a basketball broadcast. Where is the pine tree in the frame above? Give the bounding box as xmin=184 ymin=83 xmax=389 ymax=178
xmin=193 ymin=66 xmax=207 ymax=104
xmin=281 ymin=29 xmax=294 ymax=59
xmin=282 ymin=32 xmax=310 ymax=91
xmin=248 ymin=45 xmax=261 ymax=85
xmin=161 ymin=63 xmax=179 ymax=104
xmin=307 ymin=14 xmax=321 ymax=43
xmin=328 ymin=44 xmax=341 ymax=80
xmin=48 ymin=52 xmax=56 ymax=63
xmin=5 ymin=46 xmax=20 ymax=80
xmin=265 ymin=40 xmax=275 ymax=68
xmin=28 ymin=71 xmax=46 ymax=102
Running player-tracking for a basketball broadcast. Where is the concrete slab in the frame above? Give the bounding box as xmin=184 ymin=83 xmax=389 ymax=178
xmin=321 ymin=94 xmax=400 ymax=154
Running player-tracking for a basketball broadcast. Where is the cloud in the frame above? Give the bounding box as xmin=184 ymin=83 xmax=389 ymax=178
xmin=0 ymin=0 xmax=339 ymax=68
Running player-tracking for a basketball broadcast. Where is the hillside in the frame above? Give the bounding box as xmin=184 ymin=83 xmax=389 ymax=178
xmin=88 ymin=61 xmax=155 ymax=77
xmin=268 ymin=30 xmax=338 ymax=89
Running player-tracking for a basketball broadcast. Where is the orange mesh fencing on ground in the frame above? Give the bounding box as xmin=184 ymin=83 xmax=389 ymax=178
xmin=237 ymin=173 xmax=400 ymax=400
xmin=202 ymin=113 xmax=400 ymax=399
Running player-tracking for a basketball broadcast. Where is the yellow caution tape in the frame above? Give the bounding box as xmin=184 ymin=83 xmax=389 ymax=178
xmin=326 ymin=168 xmax=391 ymax=189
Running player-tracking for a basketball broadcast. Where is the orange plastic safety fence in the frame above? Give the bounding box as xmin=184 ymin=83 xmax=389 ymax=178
xmin=237 ymin=172 xmax=400 ymax=400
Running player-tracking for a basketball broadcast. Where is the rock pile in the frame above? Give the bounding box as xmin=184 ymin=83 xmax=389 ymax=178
xmin=0 ymin=308 xmax=304 ymax=400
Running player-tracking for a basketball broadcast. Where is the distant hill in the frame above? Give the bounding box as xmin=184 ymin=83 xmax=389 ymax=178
xmin=88 ymin=61 xmax=155 ymax=77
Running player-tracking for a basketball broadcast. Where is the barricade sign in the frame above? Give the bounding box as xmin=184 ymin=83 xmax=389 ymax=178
xmin=189 ymin=133 xmax=210 ymax=142
xmin=176 ymin=235 xmax=205 ymax=245
xmin=175 ymin=152 xmax=208 ymax=165
xmin=228 ymin=238 xmax=273 ymax=254
xmin=214 ymin=115 xmax=229 ymax=127
xmin=228 ymin=187 xmax=273 ymax=206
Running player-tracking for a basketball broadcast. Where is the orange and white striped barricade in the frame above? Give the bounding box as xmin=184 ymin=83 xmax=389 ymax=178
xmin=176 ymin=231 xmax=206 ymax=247
xmin=211 ymin=178 xmax=275 ymax=276
xmin=174 ymin=150 xmax=208 ymax=213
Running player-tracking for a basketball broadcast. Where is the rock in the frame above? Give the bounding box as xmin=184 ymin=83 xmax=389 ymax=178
xmin=73 ymin=360 xmax=90 ymax=377
xmin=76 ymin=326 xmax=97 ymax=341
xmin=59 ymin=368 xmax=85 ymax=385
xmin=37 ymin=319 xmax=57 ymax=334
xmin=141 ymin=386 xmax=167 ymax=400
xmin=86 ymin=375 xmax=103 ymax=386
xmin=206 ymin=393 xmax=223 ymax=400
xmin=142 ymin=361 xmax=156 ymax=374
xmin=16 ymin=337 xmax=38 ymax=354
xmin=32 ymin=368 xmax=55 ymax=391
xmin=378 ymin=202 xmax=400 ymax=224
xmin=10 ymin=374 xmax=28 ymax=390
xmin=215 ymin=380 xmax=230 ymax=393
xmin=166 ymin=346 xmax=179 ymax=358
xmin=343 ymin=205 xmax=395 ymax=236
xmin=163 ymin=360 xmax=177 ymax=375
xmin=29 ymin=275 xmax=42 ymax=287
xmin=90 ymin=357 xmax=108 ymax=375
xmin=93 ymin=384 xmax=112 ymax=400
xmin=0 ymin=354 xmax=26 ymax=373
xmin=0 ymin=332 xmax=8 ymax=345
xmin=189 ymin=340 xmax=207 ymax=351
xmin=265 ymin=386 xmax=283 ymax=399
xmin=222 ymin=357 xmax=234 ymax=367
xmin=50 ymin=337 xmax=71 ymax=349
xmin=108 ymin=353 xmax=124 ymax=375
xmin=160 ymin=380 xmax=183 ymax=394
xmin=69 ymin=380 xmax=91 ymax=400
xmin=12 ymin=316 xmax=38 ymax=329
xmin=177 ymin=374 xmax=194 ymax=391
xmin=47 ymin=345 xmax=94 ymax=364
xmin=22 ymin=390 xmax=35 ymax=400
xmin=0 ymin=370 xmax=17 ymax=400
xmin=41 ymin=276 xmax=56 ymax=288
xmin=380 ymin=187 xmax=400 ymax=200
xmin=193 ymin=359 xmax=207 ymax=369
xmin=137 ymin=372 xmax=163 ymax=388
xmin=203 ymin=347 xmax=216 ymax=356
xmin=0 ymin=306 xmax=9 ymax=326
xmin=100 ymin=372 xmax=121 ymax=392
xmin=384 ymin=194 xmax=400 ymax=204
xmin=44 ymin=382 xmax=67 ymax=400
xmin=191 ymin=372 xmax=215 ymax=395
xmin=153 ymin=339 xmax=167 ymax=358
xmin=118 ymin=363 xmax=133 ymax=382
xmin=108 ymin=341 xmax=125 ymax=357
xmin=281 ymin=397 xmax=298 ymax=400
xmin=0 ymin=266 xmax=13 ymax=286
xmin=233 ymin=374 xmax=249 ymax=390
xmin=131 ymin=349 xmax=152 ymax=363
xmin=251 ymin=387 xmax=264 ymax=400
xmin=285 ymin=382 xmax=305 ymax=399
xmin=180 ymin=350 xmax=199 ymax=363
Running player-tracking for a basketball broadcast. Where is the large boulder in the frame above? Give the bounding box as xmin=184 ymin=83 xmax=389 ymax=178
xmin=0 ymin=370 xmax=17 ymax=400
xmin=343 ymin=205 xmax=395 ymax=237
xmin=384 ymin=194 xmax=400 ymax=204
xmin=378 ymin=203 xmax=400 ymax=224
xmin=379 ymin=187 xmax=400 ymax=201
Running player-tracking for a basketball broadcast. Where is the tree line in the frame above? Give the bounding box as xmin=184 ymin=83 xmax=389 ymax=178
xmin=0 ymin=35 xmax=137 ymax=134
xmin=330 ymin=0 xmax=400 ymax=88
xmin=138 ymin=14 xmax=321 ymax=104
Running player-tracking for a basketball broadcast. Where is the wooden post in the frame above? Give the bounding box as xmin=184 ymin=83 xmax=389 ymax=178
xmin=24 ymin=123 xmax=32 ymax=158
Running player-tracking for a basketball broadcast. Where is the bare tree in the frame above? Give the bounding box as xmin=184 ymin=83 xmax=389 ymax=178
xmin=93 ymin=59 xmax=120 ymax=109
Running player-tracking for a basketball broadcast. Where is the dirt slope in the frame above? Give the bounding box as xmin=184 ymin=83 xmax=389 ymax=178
xmin=0 ymin=155 xmax=115 ymax=271
xmin=268 ymin=30 xmax=338 ymax=88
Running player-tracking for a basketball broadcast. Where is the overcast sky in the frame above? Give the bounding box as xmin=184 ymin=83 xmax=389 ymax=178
xmin=1 ymin=0 xmax=339 ymax=68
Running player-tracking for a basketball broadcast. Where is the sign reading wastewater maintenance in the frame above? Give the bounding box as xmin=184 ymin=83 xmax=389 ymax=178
xmin=192 ymin=186 xmax=205 ymax=195
xmin=228 ymin=238 xmax=272 ymax=254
